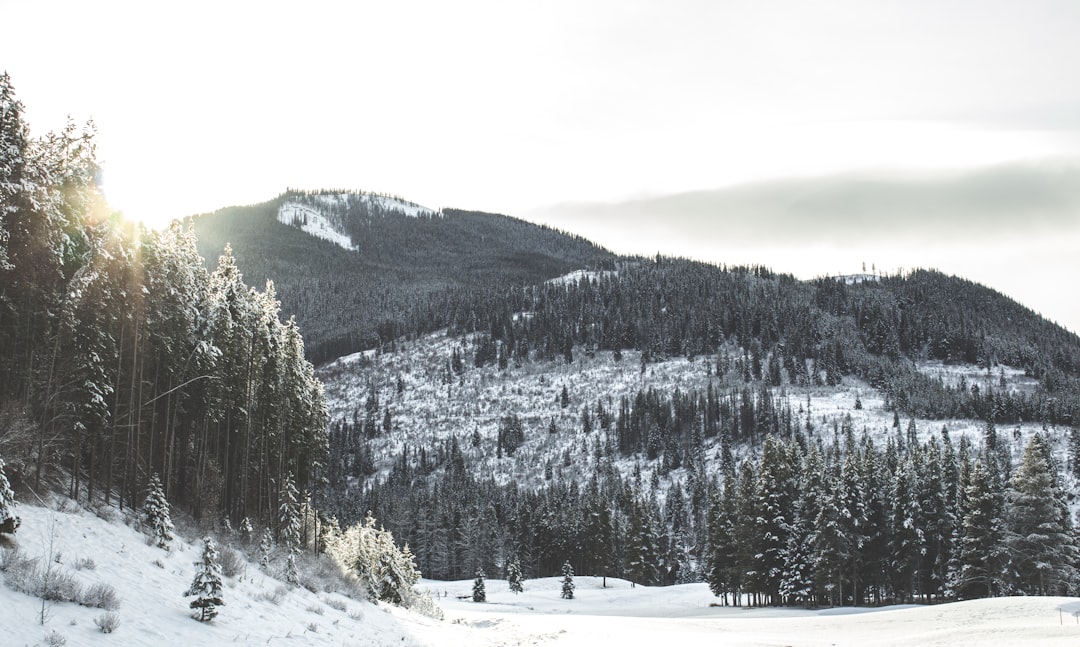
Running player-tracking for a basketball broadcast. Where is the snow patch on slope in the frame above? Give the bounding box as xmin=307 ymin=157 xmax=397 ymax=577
xmin=277 ymin=202 xmax=358 ymax=252
xmin=277 ymin=192 xmax=438 ymax=252
xmin=547 ymin=269 xmax=617 ymax=287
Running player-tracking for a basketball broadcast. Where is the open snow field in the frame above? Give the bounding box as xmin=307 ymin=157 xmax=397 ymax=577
xmin=4 ymin=500 xmax=1080 ymax=646
xmin=436 ymin=575 xmax=1080 ymax=646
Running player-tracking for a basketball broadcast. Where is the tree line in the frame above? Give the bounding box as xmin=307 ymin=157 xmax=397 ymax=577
xmin=326 ymin=401 xmax=1076 ymax=604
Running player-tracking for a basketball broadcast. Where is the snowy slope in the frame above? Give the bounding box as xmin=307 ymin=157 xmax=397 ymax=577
xmin=317 ymin=329 xmax=1057 ymax=492
xmin=0 ymin=500 xmax=477 ymax=647
xmin=276 ymin=192 xmax=437 ymax=252
xmin=277 ymin=202 xmax=357 ymax=251
xmin=4 ymin=499 xmax=1079 ymax=646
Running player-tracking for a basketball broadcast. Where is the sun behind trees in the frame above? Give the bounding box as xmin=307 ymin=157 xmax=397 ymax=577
xmin=0 ymin=72 xmax=327 ymax=529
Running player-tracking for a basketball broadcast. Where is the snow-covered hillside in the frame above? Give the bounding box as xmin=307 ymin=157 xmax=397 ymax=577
xmin=0 ymin=500 xmax=465 ymax=647
xmin=276 ymin=192 xmax=437 ymax=252
xmin=4 ymin=499 xmax=1079 ymax=646
xmin=317 ymin=329 xmax=1060 ymax=491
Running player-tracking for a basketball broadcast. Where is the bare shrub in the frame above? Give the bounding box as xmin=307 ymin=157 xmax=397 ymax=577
xmin=218 ymin=546 xmax=245 ymax=579
xmin=255 ymin=584 xmax=288 ymax=605
xmin=42 ymin=569 xmax=83 ymax=603
xmin=72 ymin=556 xmax=96 ymax=571
xmin=0 ymin=546 xmax=39 ymax=592
xmin=82 ymin=582 xmax=121 ymax=610
xmin=94 ymin=612 xmax=120 ymax=634
xmin=323 ymin=596 xmax=348 ymax=612
xmin=44 ymin=630 xmax=66 ymax=646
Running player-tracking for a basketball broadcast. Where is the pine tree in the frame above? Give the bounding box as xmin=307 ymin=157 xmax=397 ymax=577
xmin=1004 ymin=434 xmax=1078 ymax=595
xmin=956 ymin=461 xmax=1004 ymax=599
xmin=560 ymin=561 xmax=575 ymax=599
xmin=472 ymin=568 xmax=486 ymax=602
xmin=239 ymin=517 xmax=254 ymax=544
xmin=259 ymin=528 xmax=274 ymax=570
xmin=142 ymin=473 xmax=174 ymax=549
xmin=507 ymin=557 xmax=524 ymax=593
xmin=186 ymin=537 xmax=225 ymax=622
xmin=279 ymin=471 xmax=301 ymax=551
xmin=0 ymin=457 xmax=20 ymax=535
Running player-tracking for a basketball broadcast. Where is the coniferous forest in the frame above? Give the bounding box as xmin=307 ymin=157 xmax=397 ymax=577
xmin=0 ymin=73 xmax=327 ymax=532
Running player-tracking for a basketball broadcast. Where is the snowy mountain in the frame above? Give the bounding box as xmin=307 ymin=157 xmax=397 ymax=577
xmin=192 ymin=191 xmax=614 ymax=363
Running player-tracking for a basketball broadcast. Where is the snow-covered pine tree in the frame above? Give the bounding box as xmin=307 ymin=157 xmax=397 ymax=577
xmin=0 ymin=456 xmax=20 ymax=535
xmin=259 ymin=528 xmax=274 ymax=570
xmin=186 ymin=537 xmax=224 ymax=622
xmin=142 ymin=473 xmax=173 ymax=549
xmin=560 ymin=561 xmax=575 ymax=599
xmin=239 ymin=517 xmax=254 ymax=544
xmin=285 ymin=552 xmax=299 ymax=586
xmin=956 ymin=460 xmax=1005 ymax=599
xmin=507 ymin=557 xmax=524 ymax=593
xmin=472 ymin=568 xmax=486 ymax=602
xmin=278 ymin=471 xmax=301 ymax=551
xmin=1004 ymin=433 xmax=1078 ymax=595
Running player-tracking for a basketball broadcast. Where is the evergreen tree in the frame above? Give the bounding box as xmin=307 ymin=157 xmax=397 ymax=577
xmin=956 ymin=461 xmax=1005 ymax=599
xmin=889 ymin=455 xmax=923 ymax=602
xmin=142 ymin=473 xmax=174 ymax=549
xmin=186 ymin=537 xmax=225 ymax=622
xmin=625 ymin=499 xmax=661 ymax=585
xmin=755 ymin=436 xmax=795 ymax=603
xmin=561 ymin=561 xmax=575 ymax=599
xmin=0 ymin=456 xmax=20 ymax=535
xmin=507 ymin=557 xmax=524 ymax=593
xmin=781 ymin=444 xmax=825 ymax=606
xmin=259 ymin=528 xmax=274 ymax=570
xmin=279 ymin=471 xmax=301 ymax=551
xmin=1004 ymin=434 xmax=1078 ymax=595
xmin=473 ymin=568 xmax=486 ymax=602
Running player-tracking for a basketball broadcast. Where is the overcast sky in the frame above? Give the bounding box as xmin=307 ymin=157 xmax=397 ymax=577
xmin=2 ymin=0 xmax=1078 ymax=332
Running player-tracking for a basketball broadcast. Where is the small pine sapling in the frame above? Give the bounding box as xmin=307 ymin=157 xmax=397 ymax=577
xmin=142 ymin=474 xmax=173 ymax=549
xmin=259 ymin=528 xmax=274 ymax=570
xmin=560 ymin=561 xmax=575 ymax=600
xmin=186 ymin=537 xmax=224 ymax=622
xmin=472 ymin=568 xmax=486 ymax=602
xmin=507 ymin=558 xmax=524 ymax=593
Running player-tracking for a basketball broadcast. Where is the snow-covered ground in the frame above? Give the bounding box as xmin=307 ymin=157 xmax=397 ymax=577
xmin=4 ymin=500 xmax=1079 ymax=646
xmin=435 ymin=575 xmax=1080 ymax=646
xmin=0 ymin=501 xmax=462 ymax=646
